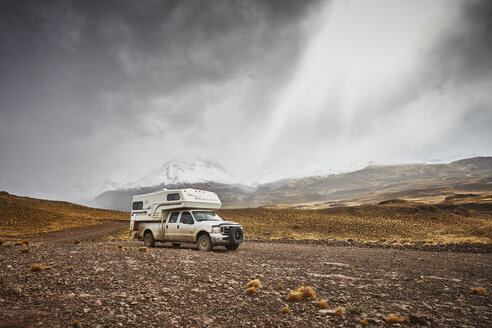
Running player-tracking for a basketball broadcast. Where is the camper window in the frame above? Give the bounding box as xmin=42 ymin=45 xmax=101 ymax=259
xmin=167 ymin=193 xmax=180 ymax=201
xmin=169 ymin=212 xmax=179 ymax=223
xmin=132 ymin=201 xmax=143 ymax=210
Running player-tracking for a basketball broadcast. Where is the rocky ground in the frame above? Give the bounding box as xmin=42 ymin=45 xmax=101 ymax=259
xmin=0 ymin=240 xmax=490 ymax=327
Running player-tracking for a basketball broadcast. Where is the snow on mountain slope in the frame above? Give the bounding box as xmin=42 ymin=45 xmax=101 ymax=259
xmin=252 ymin=160 xmax=370 ymax=185
xmin=123 ymin=158 xmax=237 ymax=188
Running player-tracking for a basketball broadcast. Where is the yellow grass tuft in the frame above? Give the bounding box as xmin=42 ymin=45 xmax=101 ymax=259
xmin=281 ymin=305 xmax=291 ymax=314
xmin=72 ymin=319 xmax=80 ymax=327
xmin=117 ymin=244 xmax=123 ymax=249
xmin=43 ymin=265 xmax=52 ymax=270
xmin=471 ymin=287 xmax=487 ymax=295
xmin=314 ymin=299 xmax=329 ymax=309
xmin=123 ymin=246 xmax=128 ymax=251
xmin=385 ymin=314 xmax=410 ymax=323
xmin=246 ymin=279 xmax=262 ymax=289
xmin=29 ymin=263 xmax=45 ymax=271
xmin=21 ymin=248 xmax=30 ymax=253
xmin=335 ymin=307 xmax=345 ymax=315
xmin=360 ymin=319 xmax=369 ymax=326
xmin=246 ymin=286 xmax=256 ymax=296
xmin=295 ymin=286 xmax=317 ymax=299
xmin=138 ymin=246 xmax=148 ymax=252
xmin=64 ymin=266 xmax=74 ymax=271
xmin=288 ymin=291 xmax=303 ymax=301
xmin=98 ymin=243 xmax=105 ymax=247
xmin=0 ymin=238 xmax=5 ymax=245
xmin=73 ymin=240 xmax=81 ymax=244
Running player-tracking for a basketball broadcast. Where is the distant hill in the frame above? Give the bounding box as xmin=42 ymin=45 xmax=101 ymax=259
xmin=0 ymin=191 xmax=128 ymax=236
xmin=92 ymin=156 xmax=492 ymax=210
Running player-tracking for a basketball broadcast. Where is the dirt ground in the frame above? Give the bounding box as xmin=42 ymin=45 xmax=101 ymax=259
xmin=0 ymin=238 xmax=490 ymax=328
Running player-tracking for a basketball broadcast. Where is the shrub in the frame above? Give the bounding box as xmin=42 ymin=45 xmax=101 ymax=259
xmin=314 ymin=299 xmax=329 ymax=309
xmin=288 ymin=291 xmax=303 ymax=301
xmin=22 ymin=240 xmax=29 ymax=245
xmin=29 ymin=264 xmax=44 ymax=271
xmin=0 ymin=238 xmax=5 ymax=245
xmin=296 ymin=286 xmax=316 ymax=299
xmin=246 ymin=286 xmax=256 ymax=296
xmin=72 ymin=319 xmax=79 ymax=327
xmin=21 ymin=248 xmax=30 ymax=253
xmin=385 ymin=314 xmax=410 ymax=323
xmin=471 ymin=287 xmax=487 ymax=295
xmin=335 ymin=307 xmax=345 ymax=315
xmin=281 ymin=305 xmax=291 ymax=314
xmin=138 ymin=246 xmax=148 ymax=252
xmin=246 ymin=279 xmax=262 ymax=289
xmin=73 ymin=240 xmax=81 ymax=244
xmin=14 ymin=241 xmax=24 ymax=246
xmin=117 ymin=244 xmax=123 ymax=249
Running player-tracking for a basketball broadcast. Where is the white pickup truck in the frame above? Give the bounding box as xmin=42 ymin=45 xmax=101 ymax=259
xmin=130 ymin=189 xmax=244 ymax=251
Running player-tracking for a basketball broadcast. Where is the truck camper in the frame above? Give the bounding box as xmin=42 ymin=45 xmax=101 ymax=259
xmin=130 ymin=188 xmax=244 ymax=251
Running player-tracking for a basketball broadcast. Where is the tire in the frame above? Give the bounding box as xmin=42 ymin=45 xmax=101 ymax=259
xmin=229 ymin=227 xmax=244 ymax=245
xmin=226 ymin=244 xmax=239 ymax=251
xmin=143 ymin=231 xmax=155 ymax=247
xmin=197 ymin=234 xmax=213 ymax=252
xmin=172 ymin=243 xmax=181 ymax=248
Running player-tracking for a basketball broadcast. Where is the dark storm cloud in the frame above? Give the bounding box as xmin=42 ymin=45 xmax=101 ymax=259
xmin=0 ymin=0 xmax=322 ymax=200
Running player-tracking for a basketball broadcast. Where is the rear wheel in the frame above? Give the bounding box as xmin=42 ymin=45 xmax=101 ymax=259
xmin=197 ymin=234 xmax=213 ymax=252
xmin=143 ymin=231 xmax=155 ymax=247
xmin=226 ymin=244 xmax=239 ymax=251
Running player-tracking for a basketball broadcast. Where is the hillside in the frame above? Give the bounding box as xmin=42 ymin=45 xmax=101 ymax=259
xmin=219 ymin=195 xmax=492 ymax=244
xmin=0 ymin=191 xmax=128 ymax=237
xmin=93 ymin=156 xmax=492 ymax=210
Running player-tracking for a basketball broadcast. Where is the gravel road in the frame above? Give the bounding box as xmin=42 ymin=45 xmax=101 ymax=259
xmin=0 ymin=240 xmax=490 ymax=327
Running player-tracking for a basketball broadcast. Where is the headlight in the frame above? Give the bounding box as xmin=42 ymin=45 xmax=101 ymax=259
xmin=211 ymin=227 xmax=221 ymax=233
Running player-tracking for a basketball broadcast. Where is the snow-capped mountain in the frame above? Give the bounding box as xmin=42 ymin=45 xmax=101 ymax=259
xmin=252 ymin=159 xmax=370 ymax=185
xmin=123 ymin=158 xmax=237 ymax=189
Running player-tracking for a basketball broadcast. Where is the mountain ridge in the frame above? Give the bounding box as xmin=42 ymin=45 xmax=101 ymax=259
xmin=91 ymin=156 xmax=492 ymax=211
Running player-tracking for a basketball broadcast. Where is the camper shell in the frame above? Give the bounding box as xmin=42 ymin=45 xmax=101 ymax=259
xmin=130 ymin=189 xmax=244 ymax=251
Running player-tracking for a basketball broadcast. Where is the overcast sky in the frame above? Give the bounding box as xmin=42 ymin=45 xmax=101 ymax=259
xmin=0 ymin=0 xmax=491 ymax=202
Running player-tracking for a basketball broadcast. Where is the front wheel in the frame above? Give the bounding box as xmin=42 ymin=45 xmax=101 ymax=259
xmin=197 ymin=234 xmax=213 ymax=252
xmin=226 ymin=244 xmax=239 ymax=251
xmin=143 ymin=231 xmax=155 ymax=247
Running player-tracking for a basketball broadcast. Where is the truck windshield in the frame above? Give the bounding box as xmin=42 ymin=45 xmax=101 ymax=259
xmin=192 ymin=211 xmax=223 ymax=222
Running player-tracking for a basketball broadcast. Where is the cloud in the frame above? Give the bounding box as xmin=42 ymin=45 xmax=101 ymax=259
xmin=0 ymin=0 xmax=490 ymax=202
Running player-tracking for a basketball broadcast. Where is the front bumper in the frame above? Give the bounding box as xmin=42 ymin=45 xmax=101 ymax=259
xmin=210 ymin=233 xmax=233 ymax=245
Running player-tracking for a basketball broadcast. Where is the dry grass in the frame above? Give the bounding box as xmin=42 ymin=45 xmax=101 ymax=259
xmin=246 ymin=287 xmax=256 ymax=296
xmin=117 ymin=244 xmax=123 ymax=249
xmin=72 ymin=319 xmax=79 ymax=327
xmin=296 ymin=286 xmax=317 ymax=299
xmin=281 ymin=305 xmax=291 ymax=314
xmin=64 ymin=266 xmax=74 ymax=271
xmin=287 ymin=291 xmax=303 ymax=301
xmin=73 ymin=240 xmax=81 ymax=244
xmin=138 ymin=246 xmax=148 ymax=253
xmin=314 ymin=299 xmax=329 ymax=309
xmin=219 ymin=199 xmax=492 ymax=243
xmin=21 ymin=248 xmax=30 ymax=253
xmin=385 ymin=314 xmax=410 ymax=323
xmin=246 ymin=279 xmax=262 ymax=289
xmin=335 ymin=307 xmax=346 ymax=315
xmin=471 ymin=287 xmax=487 ymax=295
xmin=360 ymin=319 xmax=369 ymax=326
xmin=0 ymin=238 xmax=5 ymax=245
xmin=287 ymin=286 xmax=317 ymax=301
xmin=0 ymin=192 xmax=128 ymax=237
xmin=29 ymin=263 xmax=44 ymax=271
